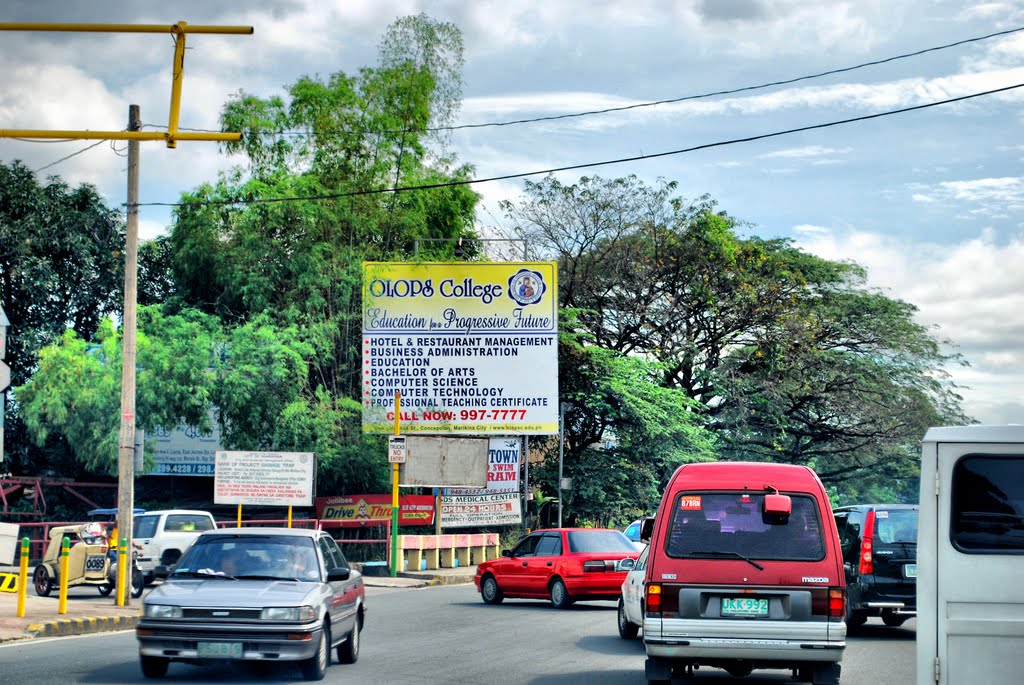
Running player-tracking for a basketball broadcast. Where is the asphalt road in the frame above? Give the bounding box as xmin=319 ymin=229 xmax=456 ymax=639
xmin=0 ymin=583 xmax=915 ymax=684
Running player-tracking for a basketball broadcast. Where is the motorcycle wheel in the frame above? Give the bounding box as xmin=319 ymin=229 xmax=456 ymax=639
xmin=131 ymin=568 xmax=145 ymax=598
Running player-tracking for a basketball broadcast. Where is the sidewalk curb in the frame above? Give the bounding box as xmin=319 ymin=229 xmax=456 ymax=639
xmin=25 ymin=613 xmax=140 ymax=638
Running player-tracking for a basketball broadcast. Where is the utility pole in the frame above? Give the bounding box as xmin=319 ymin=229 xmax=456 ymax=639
xmin=115 ymin=104 xmax=141 ymax=606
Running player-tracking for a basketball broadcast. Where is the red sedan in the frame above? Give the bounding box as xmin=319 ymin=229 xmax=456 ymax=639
xmin=474 ymin=528 xmax=639 ymax=608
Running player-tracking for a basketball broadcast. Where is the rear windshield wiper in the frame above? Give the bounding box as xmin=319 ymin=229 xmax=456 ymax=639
xmin=688 ymin=550 xmax=764 ymax=570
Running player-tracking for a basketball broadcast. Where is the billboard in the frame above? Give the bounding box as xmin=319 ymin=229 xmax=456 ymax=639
xmin=214 ymin=451 xmax=315 ymax=506
xmin=362 ymin=262 xmax=558 ymax=435
xmin=399 ymin=436 xmax=489 ymax=488
xmin=149 ymin=420 xmax=222 ymax=476
xmin=442 ymin=437 xmax=522 ymax=528
xmin=315 ymin=494 xmax=435 ymax=527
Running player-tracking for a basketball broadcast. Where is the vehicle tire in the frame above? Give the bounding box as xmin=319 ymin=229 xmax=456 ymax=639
xmin=337 ymin=614 xmax=360 ymax=664
xmin=550 ymin=578 xmax=573 ymax=609
xmin=131 ymin=567 xmax=146 ymax=598
xmin=618 ymin=598 xmax=639 ymax=639
xmin=301 ymin=623 xmax=330 ymax=681
xmin=98 ymin=583 xmax=114 ymax=596
xmin=140 ymin=655 xmax=169 ymax=679
xmin=33 ymin=565 xmax=53 ymax=597
xmin=481 ymin=575 xmax=504 ymax=605
xmin=881 ymin=610 xmax=909 ymax=627
xmin=845 ymin=603 xmax=867 ymax=631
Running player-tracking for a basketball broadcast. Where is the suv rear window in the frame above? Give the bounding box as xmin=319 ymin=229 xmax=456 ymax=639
xmin=951 ymin=455 xmax=1024 ymax=554
xmin=875 ymin=509 xmax=917 ymax=544
xmin=666 ymin=492 xmax=825 ymax=561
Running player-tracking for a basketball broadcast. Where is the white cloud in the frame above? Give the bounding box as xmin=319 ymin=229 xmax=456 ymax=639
xmin=794 ymin=227 xmax=1024 ymax=423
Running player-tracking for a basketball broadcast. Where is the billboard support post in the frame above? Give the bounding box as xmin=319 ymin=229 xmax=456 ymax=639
xmin=390 ymin=392 xmax=401 ymax=577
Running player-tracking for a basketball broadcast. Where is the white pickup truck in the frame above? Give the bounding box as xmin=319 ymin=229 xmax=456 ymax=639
xmin=132 ymin=509 xmax=217 ymax=582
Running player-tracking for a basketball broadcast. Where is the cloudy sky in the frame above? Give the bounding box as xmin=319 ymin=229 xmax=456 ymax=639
xmin=2 ymin=0 xmax=1023 ymax=425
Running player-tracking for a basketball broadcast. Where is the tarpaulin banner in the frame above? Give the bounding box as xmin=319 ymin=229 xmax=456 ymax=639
xmin=315 ymin=494 xmax=435 ymax=527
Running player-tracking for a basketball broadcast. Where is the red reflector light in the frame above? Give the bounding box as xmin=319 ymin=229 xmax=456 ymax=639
xmin=646 ymin=584 xmax=662 ymax=612
xmin=136 ymin=628 xmax=154 ymax=636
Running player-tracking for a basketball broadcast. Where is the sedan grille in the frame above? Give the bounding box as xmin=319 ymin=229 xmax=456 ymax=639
xmin=183 ymin=608 xmax=262 ymax=620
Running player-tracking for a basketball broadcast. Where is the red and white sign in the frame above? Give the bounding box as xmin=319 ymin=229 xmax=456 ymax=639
xmin=315 ymin=494 xmax=435 ymax=527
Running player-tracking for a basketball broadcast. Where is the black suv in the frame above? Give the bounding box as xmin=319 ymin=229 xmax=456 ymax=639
xmin=833 ymin=503 xmax=918 ymax=630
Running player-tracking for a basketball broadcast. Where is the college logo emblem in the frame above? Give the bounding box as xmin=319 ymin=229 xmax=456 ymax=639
xmin=507 ymin=269 xmax=546 ymax=306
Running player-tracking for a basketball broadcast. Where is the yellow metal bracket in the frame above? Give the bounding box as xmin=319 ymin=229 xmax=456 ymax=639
xmin=0 ymin=21 xmax=253 ymax=147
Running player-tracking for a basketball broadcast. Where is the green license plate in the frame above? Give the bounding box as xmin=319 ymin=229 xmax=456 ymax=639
xmin=721 ymin=597 xmax=769 ymax=616
xmin=197 ymin=642 xmax=243 ymax=659
xmin=904 ymin=564 xmax=917 ymax=578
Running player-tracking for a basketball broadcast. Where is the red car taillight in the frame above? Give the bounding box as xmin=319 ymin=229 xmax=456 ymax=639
xmin=829 ymin=588 xmax=846 ymax=619
xmin=859 ymin=510 xmax=876 ymax=575
xmin=646 ymin=583 xmax=662 ymax=613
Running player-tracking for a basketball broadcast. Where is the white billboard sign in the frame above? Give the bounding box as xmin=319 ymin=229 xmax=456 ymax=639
xmin=214 ymin=451 xmax=316 ymax=506
xmin=443 ymin=437 xmax=522 ymax=528
xmin=441 ymin=490 xmax=521 ymax=527
xmin=361 ymin=262 xmax=558 ymax=435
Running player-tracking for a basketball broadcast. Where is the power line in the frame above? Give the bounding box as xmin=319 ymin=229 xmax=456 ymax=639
xmin=33 ymin=139 xmax=109 ymax=173
xmin=156 ymin=24 xmax=1024 ymax=138
xmin=134 ymin=81 xmax=1024 ymax=209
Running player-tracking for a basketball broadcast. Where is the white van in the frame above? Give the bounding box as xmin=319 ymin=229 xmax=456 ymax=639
xmin=917 ymin=425 xmax=1024 ymax=685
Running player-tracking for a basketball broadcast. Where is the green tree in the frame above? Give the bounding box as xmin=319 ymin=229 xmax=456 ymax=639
xmin=14 ymin=306 xmax=220 ymax=474
xmin=528 ymin=319 xmax=716 ymax=525
xmin=0 ymin=160 xmax=126 ymax=473
xmin=503 ymin=174 xmax=968 ymax=495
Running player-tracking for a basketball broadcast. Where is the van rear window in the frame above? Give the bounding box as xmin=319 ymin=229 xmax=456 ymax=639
xmin=951 ymin=455 xmax=1024 ymax=554
xmin=665 ymin=492 xmax=825 ymax=561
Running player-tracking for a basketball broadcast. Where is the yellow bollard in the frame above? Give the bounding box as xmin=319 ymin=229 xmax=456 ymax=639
xmin=117 ymin=537 xmax=127 ymax=607
xmin=58 ymin=536 xmax=70 ymax=614
xmin=16 ymin=537 xmax=29 ymax=617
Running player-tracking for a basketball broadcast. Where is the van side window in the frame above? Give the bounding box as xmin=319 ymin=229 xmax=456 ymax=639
xmin=951 ymin=455 xmax=1024 ymax=554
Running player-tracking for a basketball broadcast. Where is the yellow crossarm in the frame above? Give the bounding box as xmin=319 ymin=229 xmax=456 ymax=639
xmin=0 ymin=21 xmax=252 ymax=147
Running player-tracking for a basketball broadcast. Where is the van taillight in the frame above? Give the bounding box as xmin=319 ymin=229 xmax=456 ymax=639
xmin=859 ymin=510 xmax=876 ymax=575
xmin=829 ymin=588 xmax=846 ymax=618
xmin=646 ymin=584 xmax=662 ymax=613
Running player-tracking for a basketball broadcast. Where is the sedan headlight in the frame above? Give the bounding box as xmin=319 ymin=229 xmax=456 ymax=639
xmin=144 ymin=604 xmax=183 ymax=618
xmin=261 ymin=605 xmax=316 ymax=621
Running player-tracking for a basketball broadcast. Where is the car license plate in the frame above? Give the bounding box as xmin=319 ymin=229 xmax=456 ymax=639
xmin=85 ymin=555 xmax=106 ymax=572
xmin=721 ymin=597 xmax=769 ymax=616
xmin=904 ymin=564 xmax=917 ymax=578
xmin=197 ymin=642 xmax=243 ymax=659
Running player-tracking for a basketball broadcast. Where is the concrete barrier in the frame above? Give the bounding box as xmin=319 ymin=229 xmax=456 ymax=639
xmin=398 ymin=533 xmax=500 ymax=571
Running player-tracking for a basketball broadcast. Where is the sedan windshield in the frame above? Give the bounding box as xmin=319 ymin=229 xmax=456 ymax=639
xmin=176 ymin=536 xmax=321 ymax=581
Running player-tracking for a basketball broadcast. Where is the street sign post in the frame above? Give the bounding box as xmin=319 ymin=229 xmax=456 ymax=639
xmin=388 ymin=436 xmax=407 ymax=463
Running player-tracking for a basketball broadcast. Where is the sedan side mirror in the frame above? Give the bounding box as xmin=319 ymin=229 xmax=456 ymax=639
xmin=502 ymin=549 xmax=512 ymax=558
xmin=327 ymin=567 xmax=351 ymax=582
xmin=617 ymin=558 xmax=636 ymax=572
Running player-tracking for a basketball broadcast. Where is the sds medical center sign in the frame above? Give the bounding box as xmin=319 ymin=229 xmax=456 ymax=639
xmin=362 ymin=262 xmax=558 ymax=434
